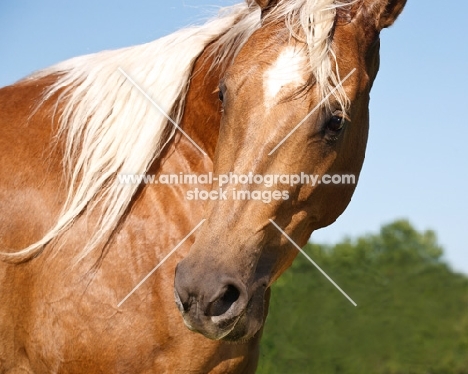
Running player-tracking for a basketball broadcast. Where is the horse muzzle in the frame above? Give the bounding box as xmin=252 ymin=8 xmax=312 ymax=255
xmin=174 ymin=259 xmax=267 ymax=342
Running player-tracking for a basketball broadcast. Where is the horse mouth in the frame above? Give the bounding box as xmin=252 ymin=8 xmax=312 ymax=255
xmin=181 ymin=308 xmax=245 ymax=341
xmin=178 ymin=284 xmax=268 ymax=343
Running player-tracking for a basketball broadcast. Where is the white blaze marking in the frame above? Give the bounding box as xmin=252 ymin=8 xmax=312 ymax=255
xmin=263 ymin=46 xmax=307 ymax=105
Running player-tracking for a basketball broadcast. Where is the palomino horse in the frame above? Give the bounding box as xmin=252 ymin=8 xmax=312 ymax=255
xmin=0 ymin=0 xmax=406 ymax=372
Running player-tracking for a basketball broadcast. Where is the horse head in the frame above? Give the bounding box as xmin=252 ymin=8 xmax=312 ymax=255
xmin=174 ymin=0 xmax=406 ymax=342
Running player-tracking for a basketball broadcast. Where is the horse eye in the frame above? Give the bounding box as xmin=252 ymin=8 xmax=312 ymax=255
xmin=218 ymin=81 xmax=226 ymax=103
xmin=326 ymin=115 xmax=345 ymax=132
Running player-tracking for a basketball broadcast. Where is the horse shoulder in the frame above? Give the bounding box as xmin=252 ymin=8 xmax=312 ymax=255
xmin=0 ymin=76 xmax=66 ymax=252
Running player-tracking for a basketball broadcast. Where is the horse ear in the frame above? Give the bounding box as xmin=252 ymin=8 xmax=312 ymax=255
xmin=253 ymin=0 xmax=277 ymax=10
xmin=377 ymin=0 xmax=407 ymax=29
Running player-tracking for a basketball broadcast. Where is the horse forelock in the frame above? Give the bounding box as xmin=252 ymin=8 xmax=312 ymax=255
xmin=211 ymin=0 xmax=352 ymax=112
xmin=266 ymin=0 xmax=352 ymax=112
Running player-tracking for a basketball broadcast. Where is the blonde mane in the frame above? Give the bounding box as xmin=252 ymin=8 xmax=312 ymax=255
xmin=3 ymin=0 xmax=348 ymax=263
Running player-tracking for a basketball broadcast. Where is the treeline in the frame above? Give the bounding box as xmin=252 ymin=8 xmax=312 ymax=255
xmin=257 ymin=220 xmax=468 ymax=374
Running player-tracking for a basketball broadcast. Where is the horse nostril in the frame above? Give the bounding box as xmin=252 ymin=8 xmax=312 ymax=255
xmin=207 ymin=284 xmax=241 ymax=317
xmin=222 ymin=284 xmax=240 ymax=304
xmin=182 ymin=301 xmax=191 ymax=313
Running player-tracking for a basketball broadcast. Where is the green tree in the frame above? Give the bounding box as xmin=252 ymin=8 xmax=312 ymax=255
xmin=257 ymin=220 xmax=468 ymax=374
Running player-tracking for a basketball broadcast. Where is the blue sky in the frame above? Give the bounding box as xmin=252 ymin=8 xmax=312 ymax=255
xmin=1 ymin=1 xmax=467 ymax=273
